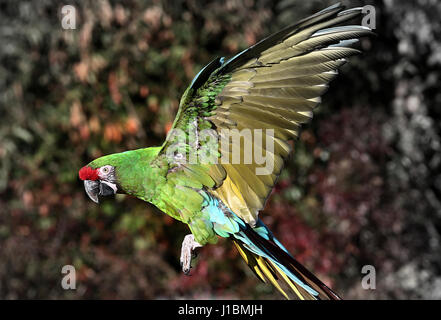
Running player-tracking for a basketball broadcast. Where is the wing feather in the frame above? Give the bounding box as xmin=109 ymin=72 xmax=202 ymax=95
xmin=155 ymin=4 xmax=373 ymax=225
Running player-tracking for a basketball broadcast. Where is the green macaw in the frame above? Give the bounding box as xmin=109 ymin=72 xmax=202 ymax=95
xmin=79 ymin=3 xmax=372 ymax=299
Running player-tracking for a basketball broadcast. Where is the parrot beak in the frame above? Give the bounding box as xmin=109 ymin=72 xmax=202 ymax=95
xmin=99 ymin=180 xmax=118 ymax=196
xmin=84 ymin=180 xmax=117 ymax=203
xmin=84 ymin=180 xmax=100 ymax=203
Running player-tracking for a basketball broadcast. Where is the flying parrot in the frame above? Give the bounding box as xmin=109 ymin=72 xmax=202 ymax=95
xmin=79 ymin=3 xmax=372 ymax=299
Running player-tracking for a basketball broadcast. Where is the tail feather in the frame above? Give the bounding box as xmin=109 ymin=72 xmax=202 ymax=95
xmin=232 ymin=225 xmax=341 ymax=300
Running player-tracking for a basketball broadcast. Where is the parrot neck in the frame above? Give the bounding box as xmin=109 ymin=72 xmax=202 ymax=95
xmin=104 ymin=147 xmax=165 ymax=202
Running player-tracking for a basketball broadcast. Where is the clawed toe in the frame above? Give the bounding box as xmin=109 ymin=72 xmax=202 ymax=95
xmin=180 ymin=234 xmax=202 ymax=276
xmin=182 ymin=266 xmax=191 ymax=275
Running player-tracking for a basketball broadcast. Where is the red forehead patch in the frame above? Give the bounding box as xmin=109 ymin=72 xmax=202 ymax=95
xmin=79 ymin=166 xmax=99 ymax=181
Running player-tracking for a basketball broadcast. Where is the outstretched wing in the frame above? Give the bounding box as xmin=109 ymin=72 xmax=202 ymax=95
xmin=156 ymin=3 xmax=373 ymax=225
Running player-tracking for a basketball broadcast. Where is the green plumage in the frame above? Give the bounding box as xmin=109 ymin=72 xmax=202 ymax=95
xmin=81 ymin=3 xmax=372 ymax=299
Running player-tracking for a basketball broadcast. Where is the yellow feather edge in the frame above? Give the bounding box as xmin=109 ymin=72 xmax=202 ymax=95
xmin=255 ymin=256 xmax=289 ymax=299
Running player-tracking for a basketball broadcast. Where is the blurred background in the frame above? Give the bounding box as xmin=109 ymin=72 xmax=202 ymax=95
xmin=1 ymin=0 xmax=440 ymax=299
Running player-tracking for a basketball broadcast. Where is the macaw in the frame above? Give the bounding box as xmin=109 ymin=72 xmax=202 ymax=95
xmin=79 ymin=3 xmax=372 ymax=299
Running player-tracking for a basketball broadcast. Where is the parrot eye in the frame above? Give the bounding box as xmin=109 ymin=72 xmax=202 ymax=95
xmin=99 ymin=165 xmax=113 ymax=176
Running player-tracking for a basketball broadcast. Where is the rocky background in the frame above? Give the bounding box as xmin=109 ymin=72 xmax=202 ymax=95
xmin=1 ymin=0 xmax=440 ymax=299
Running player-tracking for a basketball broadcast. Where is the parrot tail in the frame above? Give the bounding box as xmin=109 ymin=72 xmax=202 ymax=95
xmin=231 ymin=221 xmax=341 ymax=300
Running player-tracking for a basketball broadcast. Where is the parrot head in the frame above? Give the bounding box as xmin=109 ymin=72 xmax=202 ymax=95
xmin=79 ymin=147 xmax=161 ymax=204
xmin=79 ymin=163 xmax=118 ymax=203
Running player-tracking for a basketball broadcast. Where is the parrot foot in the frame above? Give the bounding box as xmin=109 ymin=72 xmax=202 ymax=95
xmin=180 ymin=234 xmax=202 ymax=275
